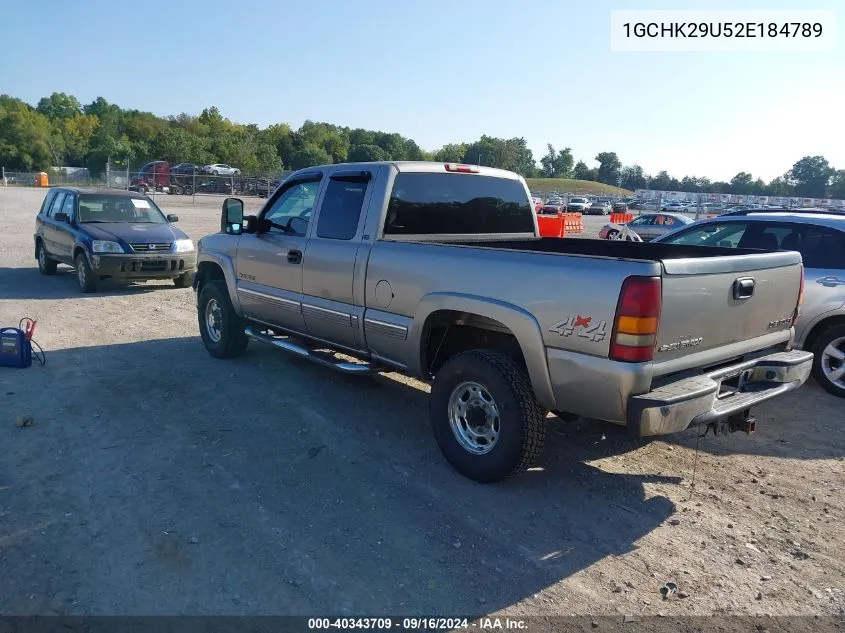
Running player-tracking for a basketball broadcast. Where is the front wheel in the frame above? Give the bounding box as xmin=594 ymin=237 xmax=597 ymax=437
xmin=173 ymin=271 xmax=193 ymax=288
xmin=606 ymin=229 xmax=621 ymax=240
xmin=198 ymin=281 xmax=249 ymax=359
xmin=429 ymin=349 xmax=546 ymax=483
xmin=811 ymin=325 xmax=845 ymax=398
xmin=75 ymin=252 xmax=97 ymax=293
xmin=37 ymin=241 xmax=58 ymax=275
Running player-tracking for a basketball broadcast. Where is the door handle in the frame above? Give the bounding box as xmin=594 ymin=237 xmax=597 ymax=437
xmin=816 ymin=276 xmax=845 ymax=287
xmin=733 ymin=277 xmax=755 ymax=300
xmin=287 ymin=249 xmax=302 ymax=264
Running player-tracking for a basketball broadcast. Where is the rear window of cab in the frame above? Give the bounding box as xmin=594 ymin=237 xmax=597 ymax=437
xmin=384 ymin=173 xmax=533 ymax=235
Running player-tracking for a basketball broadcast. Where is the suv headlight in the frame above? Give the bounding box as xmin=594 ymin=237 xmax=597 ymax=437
xmin=173 ymin=239 xmax=194 ymax=253
xmin=92 ymin=240 xmax=124 ymax=253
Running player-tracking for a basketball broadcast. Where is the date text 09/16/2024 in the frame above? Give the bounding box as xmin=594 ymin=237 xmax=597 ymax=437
xmin=307 ymin=617 xmax=528 ymax=630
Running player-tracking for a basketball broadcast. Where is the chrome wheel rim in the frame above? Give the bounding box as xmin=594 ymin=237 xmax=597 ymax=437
xmin=205 ymin=298 xmax=223 ymax=343
xmin=77 ymin=260 xmax=86 ymax=286
xmin=447 ymin=381 xmax=500 ymax=455
xmin=608 ymin=230 xmax=622 ymax=240
xmin=822 ymin=336 xmax=845 ymax=389
xmin=38 ymin=245 xmax=46 ymax=269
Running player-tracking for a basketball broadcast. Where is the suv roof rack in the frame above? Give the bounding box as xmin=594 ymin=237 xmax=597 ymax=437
xmin=721 ymin=207 xmax=845 ymax=217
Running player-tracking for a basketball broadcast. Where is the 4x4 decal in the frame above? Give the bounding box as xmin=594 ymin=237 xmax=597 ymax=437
xmin=549 ymin=315 xmax=608 ymax=342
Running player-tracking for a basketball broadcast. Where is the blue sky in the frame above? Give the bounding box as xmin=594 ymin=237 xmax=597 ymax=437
xmin=1 ymin=0 xmax=842 ymax=181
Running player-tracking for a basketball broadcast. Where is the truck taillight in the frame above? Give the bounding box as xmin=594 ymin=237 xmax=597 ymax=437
xmin=444 ymin=163 xmax=479 ymax=173
xmin=610 ymin=276 xmax=662 ymax=363
xmin=792 ymin=264 xmax=804 ymax=326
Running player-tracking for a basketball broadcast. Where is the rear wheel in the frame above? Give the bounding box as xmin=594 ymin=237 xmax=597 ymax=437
xmin=811 ymin=325 xmax=845 ymax=398
xmin=198 ymin=281 xmax=249 ymax=359
xmin=430 ymin=349 xmax=546 ymax=483
xmin=37 ymin=241 xmax=58 ymax=275
xmin=75 ymin=252 xmax=97 ymax=293
xmin=606 ymin=229 xmax=621 ymax=240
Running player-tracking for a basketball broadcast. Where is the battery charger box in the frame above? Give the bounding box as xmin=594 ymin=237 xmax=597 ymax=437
xmin=0 ymin=328 xmax=32 ymax=369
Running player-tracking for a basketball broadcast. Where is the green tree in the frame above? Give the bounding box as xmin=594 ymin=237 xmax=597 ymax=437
xmin=768 ymin=176 xmax=792 ymax=197
xmin=649 ymin=170 xmax=679 ymax=190
xmin=433 ymin=143 xmax=468 ymax=163
xmin=403 ymin=138 xmax=425 ymax=161
xmin=289 ymin=143 xmax=331 ymax=170
xmin=348 ymin=144 xmax=389 ymax=162
xmin=729 ymin=172 xmax=754 ymax=194
xmin=620 ymin=165 xmax=648 ymax=190
xmin=62 ymin=113 xmax=99 ymax=165
xmin=595 ymin=151 xmax=622 ymax=185
xmin=36 ymin=92 xmax=82 ymax=120
xmin=0 ymin=96 xmax=54 ymax=170
xmin=540 ymin=144 xmax=574 ymax=178
xmin=461 ymin=136 xmax=536 ymax=176
xmin=787 ymin=155 xmax=834 ymax=198
xmin=572 ymin=160 xmax=590 ymax=180
xmin=829 ymin=170 xmax=845 ymax=199
xmin=299 ymin=121 xmax=349 ymax=163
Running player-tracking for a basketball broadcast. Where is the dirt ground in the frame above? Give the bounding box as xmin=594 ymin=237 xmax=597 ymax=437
xmin=1 ymin=187 xmax=843 ymax=620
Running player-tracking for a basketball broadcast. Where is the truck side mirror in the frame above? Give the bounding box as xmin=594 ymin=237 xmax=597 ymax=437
xmin=222 ymin=198 xmax=244 ymax=235
xmin=243 ymin=215 xmax=258 ymax=234
xmin=166 ymin=214 xmax=179 ymax=223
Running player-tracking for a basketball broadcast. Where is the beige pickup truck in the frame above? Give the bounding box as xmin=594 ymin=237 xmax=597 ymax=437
xmin=193 ymin=161 xmax=813 ymax=482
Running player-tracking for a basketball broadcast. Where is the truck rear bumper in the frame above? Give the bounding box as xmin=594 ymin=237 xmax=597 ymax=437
xmin=626 ymin=349 xmax=814 ymax=437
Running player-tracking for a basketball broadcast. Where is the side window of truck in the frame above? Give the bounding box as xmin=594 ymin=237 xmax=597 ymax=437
xmin=316 ymin=177 xmax=369 ymax=240
xmin=262 ymin=181 xmax=320 ymax=236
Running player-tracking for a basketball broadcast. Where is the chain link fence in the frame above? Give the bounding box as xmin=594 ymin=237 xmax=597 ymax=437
xmin=2 ymin=161 xmax=292 ymax=201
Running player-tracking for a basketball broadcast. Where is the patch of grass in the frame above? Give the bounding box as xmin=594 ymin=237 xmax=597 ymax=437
xmin=525 ymin=178 xmax=632 ymax=196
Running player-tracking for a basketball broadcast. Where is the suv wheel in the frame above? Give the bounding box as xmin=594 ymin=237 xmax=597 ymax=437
xmin=173 ymin=271 xmax=193 ymax=288
xmin=198 ymin=281 xmax=249 ymax=359
xmin=75 ymin=253 xmax=98 ymax=293
xmin=811 ymin=325 xmax=845 ymax=398
xmin=37 ymin=241 xmax=58 ymax=275
xmin=429 ymin=349 xmax=546 ymax=482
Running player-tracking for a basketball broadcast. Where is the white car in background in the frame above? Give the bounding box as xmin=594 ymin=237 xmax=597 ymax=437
xmin=202 ymin=164 xmax=240 ymax=176
xmin=566 ymin=197 xmax=590 ymax=212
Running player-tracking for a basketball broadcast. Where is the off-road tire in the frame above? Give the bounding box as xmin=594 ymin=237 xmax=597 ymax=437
xmin=173 ymin=271 xmax=193 ymax=288
xmin=811 ymin=324 xmax=845 ymax=398
xmin=198 ymin=280 xmax=249 ymax=359
xmin=37 ymin=240 xmax=58 ymax=275
xmin=429 ymin=349 xmax=546 ymax=483
xmin=75 ymin=252 xmax=98 ymax=293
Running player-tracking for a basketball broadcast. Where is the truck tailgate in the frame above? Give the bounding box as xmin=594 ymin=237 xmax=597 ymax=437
xmin=653 ymin=251 xmax=803 ymax=366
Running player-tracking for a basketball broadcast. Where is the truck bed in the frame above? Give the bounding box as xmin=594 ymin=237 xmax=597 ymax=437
xmin=449 ymin=236 xmax=767 ymax=260
xmin=391 ymin=236 xmax=803 ymax=370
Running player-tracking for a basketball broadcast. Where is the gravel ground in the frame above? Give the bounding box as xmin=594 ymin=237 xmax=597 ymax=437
xmin=1 ymin=187 xmax=843 ymax=620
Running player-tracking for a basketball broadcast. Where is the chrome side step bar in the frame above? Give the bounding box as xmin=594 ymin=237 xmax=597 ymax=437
xmin=244 ymin=326 xmax=381 ymax=375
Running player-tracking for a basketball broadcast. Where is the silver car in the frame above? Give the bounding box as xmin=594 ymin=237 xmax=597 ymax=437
xmin=654 ymin=211 xmax=845 ymax=397
xmin=599 ymin=212 xmax=694 ymax=242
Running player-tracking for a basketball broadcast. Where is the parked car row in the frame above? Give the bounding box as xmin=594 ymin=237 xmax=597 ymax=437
xmin=127 ymin=160 xmax=280 ymax=196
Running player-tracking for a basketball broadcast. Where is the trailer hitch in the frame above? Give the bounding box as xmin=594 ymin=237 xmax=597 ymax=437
xmin=700 ymin=409 xmax=756 ymax=437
